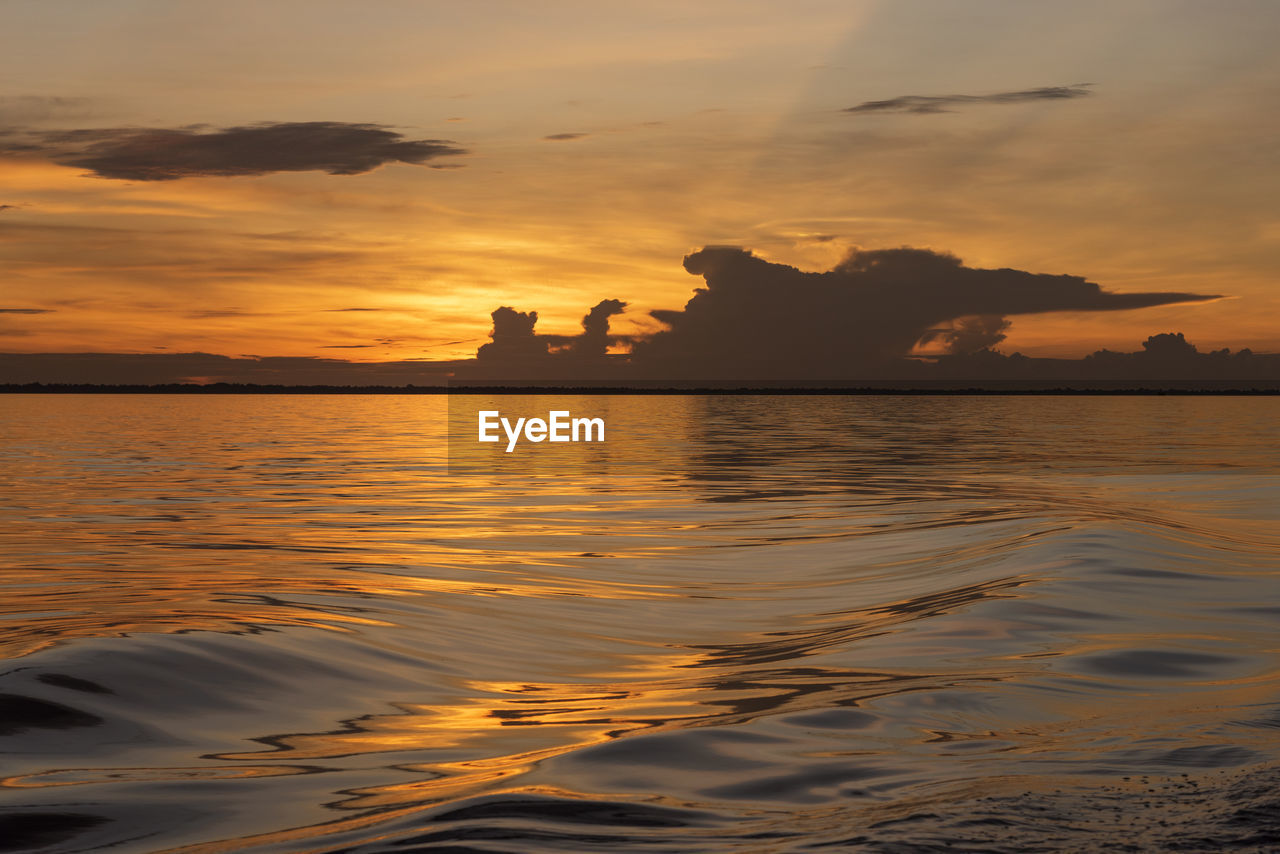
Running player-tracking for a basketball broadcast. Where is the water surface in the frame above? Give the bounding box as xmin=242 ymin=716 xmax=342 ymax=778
xmin=1 ymin=394 xmax=1278 ymax=852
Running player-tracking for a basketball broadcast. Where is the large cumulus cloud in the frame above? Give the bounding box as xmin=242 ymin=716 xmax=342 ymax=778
xmin=454 ymin=246 xmax=1220 ymax=383
xmin=622 ymin=247 xmax=1217 ymax=380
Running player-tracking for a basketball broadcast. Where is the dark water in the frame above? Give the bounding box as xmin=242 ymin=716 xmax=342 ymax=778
xmin=1 ymin=394 xmax=1278 ymax=853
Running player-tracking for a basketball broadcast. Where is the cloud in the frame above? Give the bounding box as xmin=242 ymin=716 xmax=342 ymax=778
xmin=543 ymin=132 xmax=589 ymax=141
xmin=623 ymin=246 xmax=1217 ymax=380
xmin=3 ymin=246 xmax=1261 ymax=389
xmin=6 ymin=333 xmax=1278 ymax=389
xmin=1 ymin=122 xmax=467 ymax=180
xmin=568 ymin=299 xmax=627 ymax=358
xmin=1077 ymin=332 xmax=1260 ymax=380
xmin=453 ymin=245 xmax=1225 ymax=382
xmin=187 ymin=309 xmax=260 ymax=319
xmin=475 ymin=307 xmax=547 ymax=363
xmin=0 ymin=352 xmax=459 ymax=385
xmin=923 ymin=332 xmax=1280 ymax=386
xmin=0 ymin=307 xmax=54 ymax=342
xmin=0 ymin=95 xmax=94 ymax=124
xmin=460 ymin=299 xmax=630 ymax=380
xmin=0 ymin=205 xmax=17 ymax=212
xmin=918 ymin=314 xmax=1011 ymax=355
xmin=845 ymin=85 xmax=1092 ymax=115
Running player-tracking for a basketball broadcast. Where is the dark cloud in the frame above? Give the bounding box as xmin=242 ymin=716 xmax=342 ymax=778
xmin=460 ymin=299 xmax=631 ymax=380
xmin=568 ymin=299 xmax=628 ymax=358
xmin=0 ymin=205 xmax=17 ymax=212
xmin=0 ymin=352 xmax=459 ymax=385
xmin=846 ymin=85 xmax=1092 ymax=115
xmin=543 ymin=132 xmax=589 ymax=141
xmin=6 ymin=335 xmax=1278 ymax=389
xmin=1 ymin=122 xmax=466 ymax=180
xmin=0 ymin=308 xmax=54 ymax=314
xmin=919 ymin=314 xmax=1011 ymax=355
xmin=321 ymin=344 xmax=374 ymax=349
xmin=623 ymin=246 xmax=1215 ymax=380
xmin=453 ymin=245 xmax=1232 ymax=384
xmin=475 ymin=307 xmax=547 ymax=363
xmin=1077 ymin=332 xmax=1261 ymax=380
xmin=325 ymin=307 xmax=387 ymax=312
xmin=925 ymin=333 xmax=1280 ymax=386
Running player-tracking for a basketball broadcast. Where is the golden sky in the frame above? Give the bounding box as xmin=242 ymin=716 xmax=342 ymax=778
xmin=2 ymin=0 xmax=1278 ymax=362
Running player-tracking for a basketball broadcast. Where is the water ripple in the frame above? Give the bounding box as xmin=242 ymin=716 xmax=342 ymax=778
xmin=1 ymin=394 xmax=1277 ymax=852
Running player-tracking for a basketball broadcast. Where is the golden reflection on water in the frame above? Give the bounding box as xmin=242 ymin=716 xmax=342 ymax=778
xmin=1 ymin=395 xmax=1278 ymax=852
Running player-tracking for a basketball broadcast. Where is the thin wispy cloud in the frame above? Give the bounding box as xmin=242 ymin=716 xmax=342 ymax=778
xmin=0 ymin=122 xmax=467 ymax=181
xmin=543 ymin=132 xmax=589 ymax=141
xmin=0 ymin=308 xmax=54 ymax=314
xmin=186 ymin=310 xmax=261 ymax=319
xmin=0 ymin=352 xmax=459 ymax=385
xmin=0 ymin=95 xmax=94 ymax=124
xmin=846 ymin=85 xmax=1092 ymax=115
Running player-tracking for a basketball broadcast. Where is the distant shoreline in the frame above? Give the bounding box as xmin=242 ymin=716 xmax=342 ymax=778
xmin=3 ymin=383 xmax=1278 ymax=395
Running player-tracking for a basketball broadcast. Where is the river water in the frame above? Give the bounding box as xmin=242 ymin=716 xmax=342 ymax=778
xmin=1 ymin=394 xmax=1277 ymax=852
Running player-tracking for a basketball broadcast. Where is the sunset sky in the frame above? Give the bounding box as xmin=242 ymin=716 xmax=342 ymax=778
xmin=2 ymin=0 xmax=1278 ymax=366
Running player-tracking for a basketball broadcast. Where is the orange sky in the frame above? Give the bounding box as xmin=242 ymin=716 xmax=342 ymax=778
xmin=2 ymin=0 xmax=1278 ymax=362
